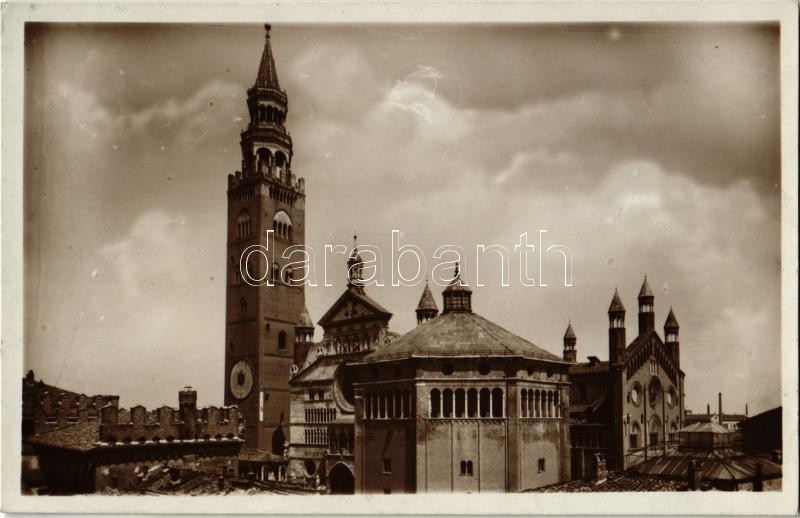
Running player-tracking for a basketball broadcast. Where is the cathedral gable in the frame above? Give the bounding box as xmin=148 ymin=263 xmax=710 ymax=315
xmin=318 ymin=290 xmax=391 ymax=328
xmin=625 ymin=331 xmax=680 ymax=385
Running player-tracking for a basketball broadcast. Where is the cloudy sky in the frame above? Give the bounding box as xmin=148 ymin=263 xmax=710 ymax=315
xmin=24 ymin=23 xmax=781 ymax=415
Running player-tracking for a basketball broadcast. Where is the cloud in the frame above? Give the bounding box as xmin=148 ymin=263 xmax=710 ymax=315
xmin=24 ymin=24 xmax=781 ymax=415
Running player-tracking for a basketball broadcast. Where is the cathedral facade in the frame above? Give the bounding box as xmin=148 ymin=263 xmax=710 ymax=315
xmin=567 ymin=278 xmax=685 ymax=477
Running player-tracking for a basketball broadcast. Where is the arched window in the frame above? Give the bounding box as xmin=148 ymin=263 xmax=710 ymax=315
xmin=271 ymin=263 xmax=279 ymax=283
xmin=402 ymin=390 xmax=411 ymax=418
xmin=430 ymin=389 xmax=441 ymax=418
xmin=466 ymin=461 xmax=473 ymax=476
xmin=479 ymin=389 xmax=491 ymax=418
xmin=460 ymin=461 xmax=467 ymax=476
xmin=467 ymin=388 xmax=478 ymax=417
xmin=379 ymin=391 xmax=386 ymax=419
xmin=365 ymin=394 xmax=372 ymax=419
xmin=491 ymin=388 xmax=503 ymax=418
xmin=629 ymin=422 xmax=640 ymax=449
xmin=275 ymin=151 xmax=288 ymax=181
xmin=272 ymin=211 xmax=292 ymax=239
xmin=442 ymin=389 xmax=453 ymax=418
xmin=394 ymin=391 xmax=402 ymax=419
xmin=237 ymin=209 xmax=252 ymax=238
xmin=278 ymin=331 xmax=287 ymax=349
xmin=387 ymin=391 xmax=395 ymax=418
xmin=554 ymin=391 xmax=560 ymax=417
xmin=520 ymin=389 xmax=528 ymax=417
xmin=256 ymin=148 xmax=272 ymax=175
xmin=455 ymin=389 xmax=465 ymax=417
xmin=283 ymin=267 xmax=293 ymax=285
xmin=527 ymin=389 xmax=534 ymax=418
xmin=648 ymin=378 xmax=661 ymax=408
xmin=534 ymin=390 xmax=541 ymax=417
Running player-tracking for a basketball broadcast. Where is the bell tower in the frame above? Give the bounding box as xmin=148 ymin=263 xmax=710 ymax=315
xmin=224 ymin=24 xmax=306 ymax=453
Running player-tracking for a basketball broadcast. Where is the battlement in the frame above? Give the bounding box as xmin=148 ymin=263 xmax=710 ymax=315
xmin=23 ymin=371 xmax=120 ymax=435
xmin=99 ymin=388 xmax=242 ymax=444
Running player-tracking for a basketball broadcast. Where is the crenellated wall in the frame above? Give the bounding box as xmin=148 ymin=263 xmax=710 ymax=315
xmin=23 ymin=371 xmax=120 ymax=436
xmin=99 ymin=392 xmax=242 ymax=444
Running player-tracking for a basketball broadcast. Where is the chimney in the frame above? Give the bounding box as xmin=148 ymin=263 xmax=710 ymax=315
xmin=687 ymin=460 xmax=702 ymax=491
xmin=746 ymin=403 xmax=749 ymax=417
xmin=706 ymin=403 xmax=710 ymax=415
xmin=718 ymin=392 xmax=723 ymax=426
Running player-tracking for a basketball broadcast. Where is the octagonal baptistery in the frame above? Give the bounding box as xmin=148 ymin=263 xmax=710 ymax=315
xmin=350 ymin=270 xmax=572 ymax=493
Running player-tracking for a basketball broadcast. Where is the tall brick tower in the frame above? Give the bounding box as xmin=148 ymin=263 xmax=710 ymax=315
xmin=224 ymin=24 xmax=306 ymax=453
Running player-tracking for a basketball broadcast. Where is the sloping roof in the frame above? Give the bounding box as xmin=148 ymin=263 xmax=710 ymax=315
xmin=569 ymin=393 xmax=607 ymax=421
xmin=664 ymin=307 xmax=679 ymax=328
xmin=684 ymin=413 xmax=714 ymax=424
xmin=255 ymin=25 xmax=281 ymax=89
xmin=360 ymin=311 xmax=562 ymax=363
xmin=25 ymin=421 xmax=100 ymax=452
xmin=416 ymin=282 xmax=438 ymax=311
xmin=527 ymin=471 xmax=685 ymax=492
xmin=563 ymin=322 xmax=576 ymax=339
xmin=569 ymin=360 xmax=609 ymax=376
xmin=680 ymin=422 xmax=730 ymax=434
xmin=638 ymin=276 xmax=654 ymax=298
xmin=291 ymin=355 xmax=344 ymax=384
xmin=630 ymin=449 xmax=782 ymax=482
xmin=608 ymin=289 xmax=625 ymax=312
xmin=297 ymin=305 xmax=314 ymax=328
xmin=317 ymin=288 xmax=392 ymax=327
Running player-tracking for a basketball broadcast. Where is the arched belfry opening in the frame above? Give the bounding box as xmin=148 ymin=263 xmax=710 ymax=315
xmin=328 ymin=463 xmax=355 ymax=494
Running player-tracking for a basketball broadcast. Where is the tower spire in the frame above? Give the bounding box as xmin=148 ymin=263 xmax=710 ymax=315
xmin=347 ymin=231 xmax=364 ymax=292
xmin=255 ymin=23 xmax=281 ymax=89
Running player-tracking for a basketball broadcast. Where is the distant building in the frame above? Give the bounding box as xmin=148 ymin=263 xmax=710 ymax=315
xmin=568 ymin=278 xmax=685 ymax=476
xmin=685 ymin=394 xmax=749 ymax=431
xmin=740 ymin=406 xmax=782 ymax=457
xmin=629 ymin=422 xmax=782 ymax=491
xmin=24 ymin=383 xmax=243 ymax=494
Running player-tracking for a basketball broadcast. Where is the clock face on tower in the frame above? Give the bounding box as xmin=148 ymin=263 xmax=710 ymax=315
xmin=229 ymin=359 xmax=254 ymax=400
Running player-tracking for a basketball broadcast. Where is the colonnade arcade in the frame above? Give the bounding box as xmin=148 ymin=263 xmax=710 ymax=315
xmin=520 ymin=388 xmax=562 ymax=418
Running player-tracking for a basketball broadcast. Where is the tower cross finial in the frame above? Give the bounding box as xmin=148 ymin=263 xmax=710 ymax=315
xmin=453 ymin=261 xmax=460 ymax=279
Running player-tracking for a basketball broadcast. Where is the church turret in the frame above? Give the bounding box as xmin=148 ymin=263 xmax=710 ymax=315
xmin=442 ymin=263 xmax=472 ymax=314
xmin=664 ymin=306 xmax=680 ymax=366
xmin=294 ymin=305 xmax=315 ymax=368
xmin=563 ymin=321 xmax=577 ymax=362
xmin=637 ymin=275 xmax=655 ymax=335
xmin=608 ymin=288 xmax=626 ymax=365
xmin=415 ymin=281 xmax=439 ymax=324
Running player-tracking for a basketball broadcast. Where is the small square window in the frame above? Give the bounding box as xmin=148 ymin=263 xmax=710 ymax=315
xmin=382 ymin=459 xmax=391 ymax=474
xmin=537 ymin=458 xmax=546 ymax=472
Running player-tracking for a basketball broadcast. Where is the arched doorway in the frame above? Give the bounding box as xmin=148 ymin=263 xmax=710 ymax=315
xmin=328 ymin=463 xmax=354 ymax=494
xmin=272 ymin=427 xmax=286 ymax=456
